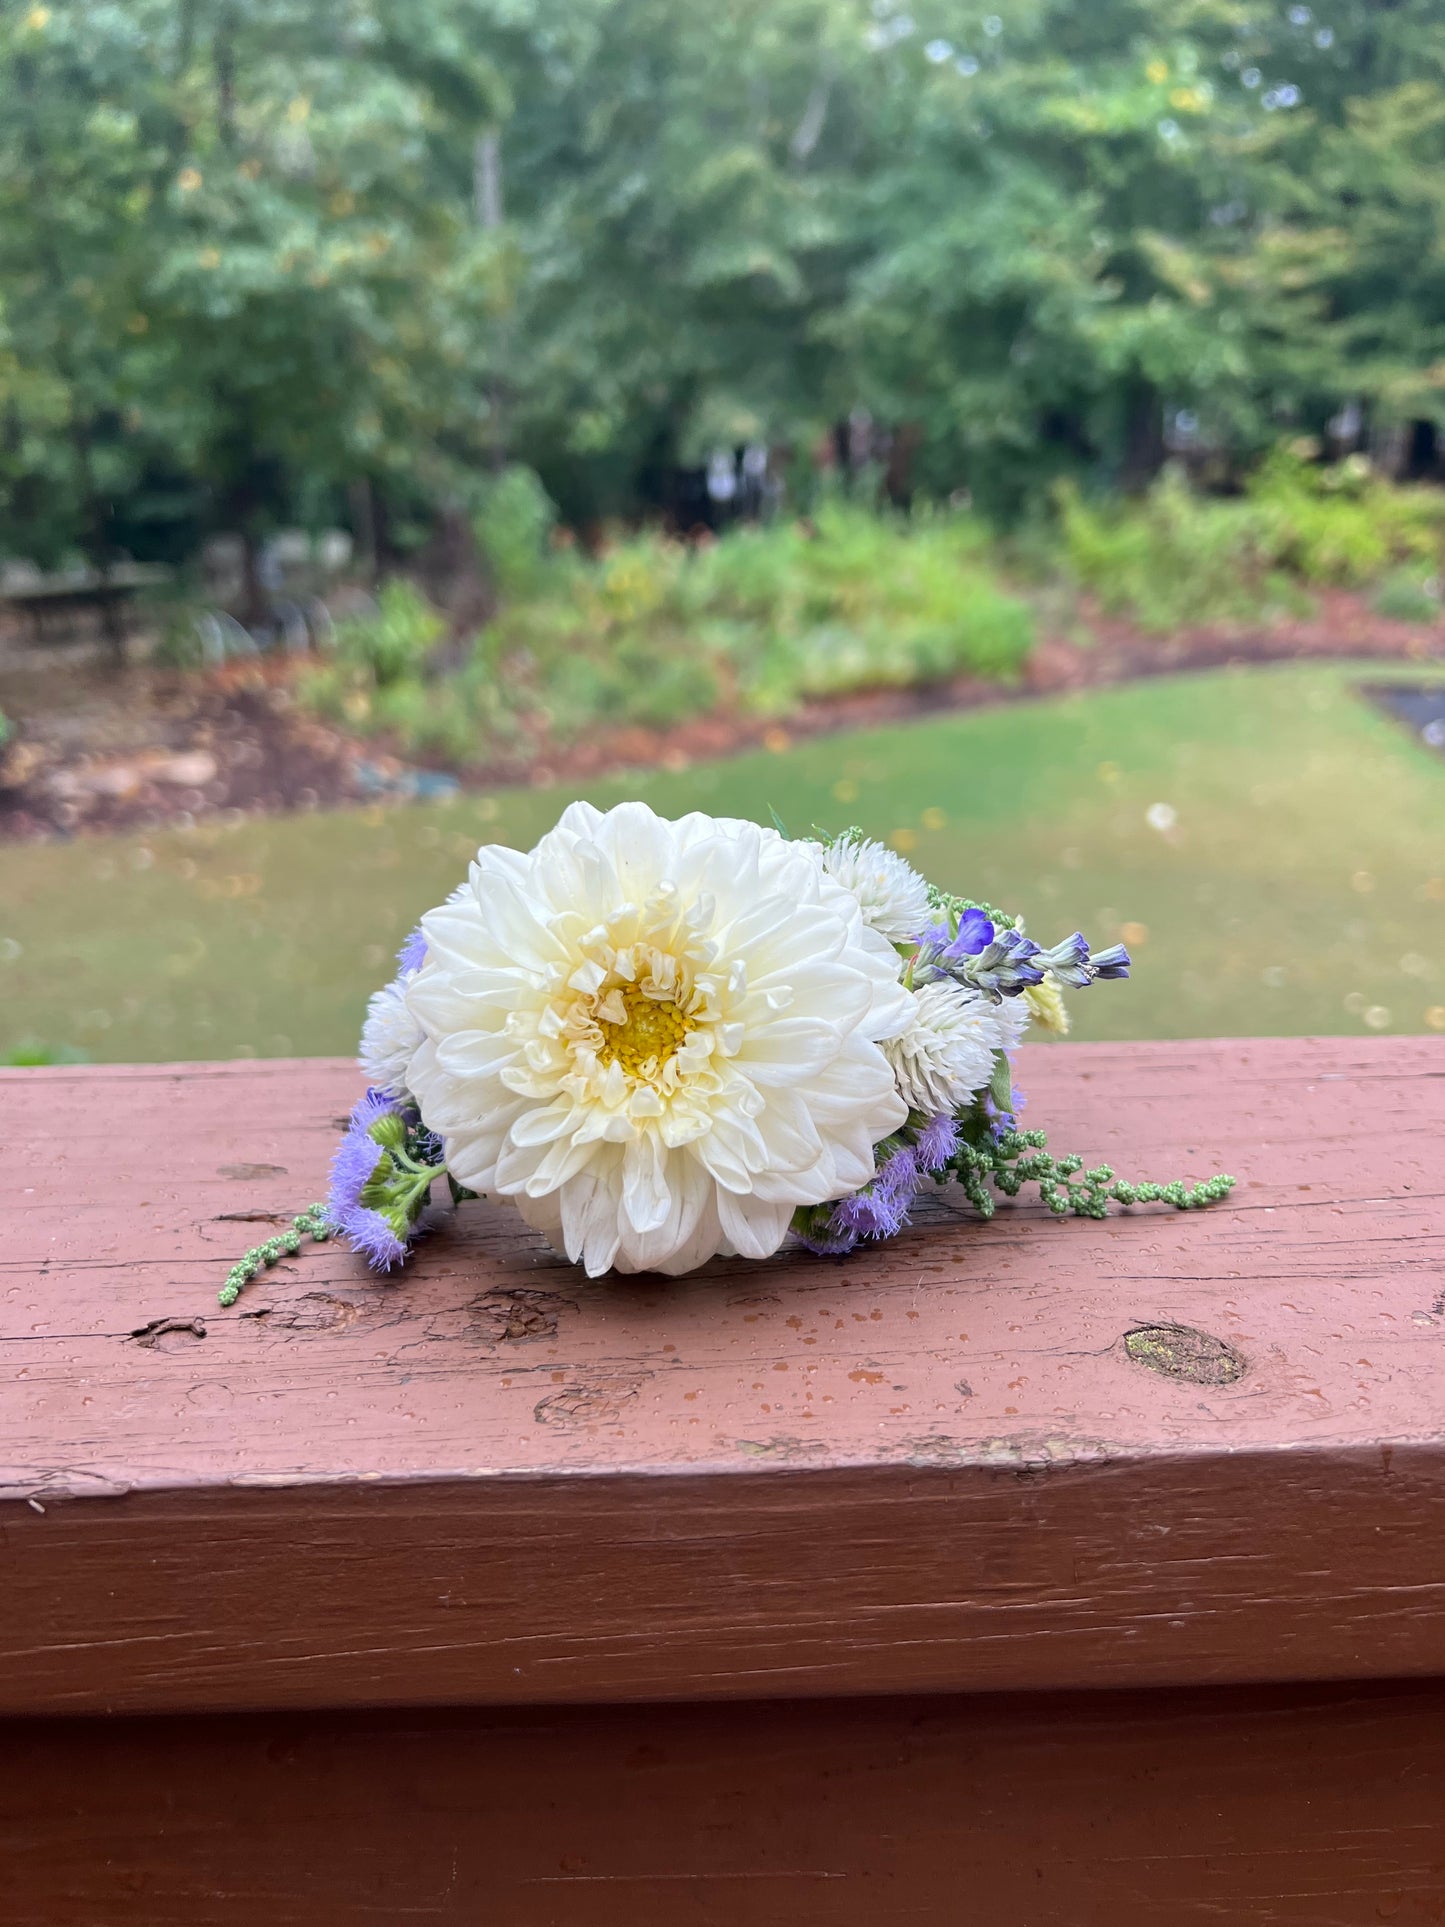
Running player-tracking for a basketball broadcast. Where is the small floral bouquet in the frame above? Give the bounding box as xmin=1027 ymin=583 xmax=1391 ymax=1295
xmin=223 ymin=802 xmax=1232 ymax=1302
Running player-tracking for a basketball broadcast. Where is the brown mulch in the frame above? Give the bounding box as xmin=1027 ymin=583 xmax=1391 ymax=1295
xmin=0 ymin=658 xmax=365 ymax=840
xmin=1 ymin=589 xmax=1440 ymax=842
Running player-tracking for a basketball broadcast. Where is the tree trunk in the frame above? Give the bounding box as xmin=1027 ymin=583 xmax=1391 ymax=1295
xmin=1119 ymin=380 xmax=1166 ymax=493
xmin=884 ymin=422 xmax=924 ymax=509
xmin=433 ymin=504 xmax=497 ymax=632
xmin=215 ymin=4 xmax=237 ymax=147
xmin=237 ymin=527 xmax=268 ymax=633
xmin=473 ymin=132 xmax=507 ymax=470
xmin=473 ymin=132 xmax=503 ymax=230
xmin=348 ymin=478 xmax=378 ymax=585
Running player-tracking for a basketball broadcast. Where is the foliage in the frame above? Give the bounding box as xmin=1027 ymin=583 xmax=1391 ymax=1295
xmin=1372 ymin=566 xmax=1444 ymax=625
xmin=305 ymin=450 xmax=1445 ymax=756
xmin=301 ymin=501 xmax=1033 ymax=762
xmin=0 ymin=0 xmax=511 ymax=580
xmin=1249 ymin=450 xmax=1445 ymax=585
xmin=677 ymin=502 xmax=1031 ymax=705
xmin=1058 ymin=452 xmax=1445 ymax=629
xmin=331 ymin=581 xmax=447 ymax=688
xmin=2 ymin=1038 xmax=88 ymax=1066
xmin=472 ymin=465 xmax=557 ymax=597
xmin=6 ymin=1 xmax=1445 ymax=562
xmin=1057 ymin=472 xmax=1296 ymax=631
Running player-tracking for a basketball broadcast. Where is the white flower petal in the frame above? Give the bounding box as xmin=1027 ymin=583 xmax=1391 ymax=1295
xmin=716 ymin=1189 xmax=795 ymax=1260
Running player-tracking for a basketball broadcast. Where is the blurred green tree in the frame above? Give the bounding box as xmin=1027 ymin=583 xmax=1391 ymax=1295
xmin=3 ymin=0 xmax=1445 ymax=565
xmin=0 ymin=0 xmax=516 ymax=613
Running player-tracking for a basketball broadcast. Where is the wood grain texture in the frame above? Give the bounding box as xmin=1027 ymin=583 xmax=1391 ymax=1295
xmin=5 ymin=1682 xmax=1445 ymax=1926
xmin=2 ymin=1038 xmax=1443 ymax=1717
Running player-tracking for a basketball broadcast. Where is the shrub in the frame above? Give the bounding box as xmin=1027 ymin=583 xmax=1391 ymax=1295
xmin=1056 ymin=470 xmax=1296 ymax=631
xmin=473 ymin=466 xmax=559 ymax=598
xmin=1057 ymin=451 xmax=1445 ymax=630
xmin=299 ymin=504 xmax=1033 ymax=767
xmin=332 ymin=580 xmax=446 ymax=687
xmin=1248 ymin=449 xmax=1445 ymax=585
xmin=3 ymin=1039 xmax=88 ymax=1066
xmin=1371 ymin=565 xmax=1444 ymax=624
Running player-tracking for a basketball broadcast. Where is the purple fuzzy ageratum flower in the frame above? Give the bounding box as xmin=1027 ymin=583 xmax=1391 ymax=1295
xmin=983 ymin=1078 xmax=1025 ymax=1141
xmin=396 ymin=925 xmax=428 ymax=975
xmin=339 ymin=1202 xmax=410 ymax=1271
xmin=795 ymin=1220 xmax=861 ymax=1257
xmin=327 ymin=1089 xmax=410 ymax=1270
xmin=913 ymin=1111 xmax=959 ymax=1172
xmin=832 ymin=1145 xmax=921 ymax=1241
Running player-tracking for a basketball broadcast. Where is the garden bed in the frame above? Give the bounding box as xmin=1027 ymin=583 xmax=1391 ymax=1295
xmin=1 ymin=588 xmax=1439 ymax=842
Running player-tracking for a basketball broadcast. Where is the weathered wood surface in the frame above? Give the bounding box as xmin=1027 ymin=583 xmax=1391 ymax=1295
xmin=2 ymin=1037 xmax=1443 ymax=1718
xmin=6 ymin=1681 xmax=1444 ymax=1926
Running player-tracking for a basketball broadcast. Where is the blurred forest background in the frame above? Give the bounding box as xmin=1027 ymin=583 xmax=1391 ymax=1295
xmin=6 ymin=0 xmax=1445 ymax=563
xmin=3 ymin=0 xmax=1445 ymax=1062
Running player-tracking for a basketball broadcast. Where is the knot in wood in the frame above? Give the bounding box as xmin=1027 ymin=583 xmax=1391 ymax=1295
xmin=1124 ymin=1323 xmax=1245 ymax=1386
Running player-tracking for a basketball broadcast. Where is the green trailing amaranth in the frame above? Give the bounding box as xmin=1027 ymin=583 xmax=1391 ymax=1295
xmin=788 ymin=1049 xmax=1234 ymax=1252
xmin=941 ymin=1056 xmax=1234 ymax=1221
xmin=221 ymin=806 xmax=1235 ymax=1301
xmin=219 ymin=1205 xmax=330 ymax=1309
xmin=958 ymin=1132 xmax=1237 ymax=1218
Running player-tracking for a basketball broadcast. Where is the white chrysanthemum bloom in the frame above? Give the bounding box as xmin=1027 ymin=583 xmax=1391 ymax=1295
xmin=359 ymin=881 xmax=475 ymax=1100
xmin=805 ymin=834 xmax=931 ymax=942
xmin=404 ymin=801 xmax=913 ymax=1276
xmin=359 ymin=975 xmax=425 ymax=1100
xmin=884 ymin=981 xmax=1030 ymax=1114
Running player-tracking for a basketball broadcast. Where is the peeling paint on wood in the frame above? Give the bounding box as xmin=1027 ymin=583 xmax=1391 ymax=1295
xmin=469 ymin=1287 xmax=578 ymax=1346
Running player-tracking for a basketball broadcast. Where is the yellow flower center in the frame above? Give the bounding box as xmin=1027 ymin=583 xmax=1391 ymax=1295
xmin=596 ymin=982 xmax=688 ymax=1079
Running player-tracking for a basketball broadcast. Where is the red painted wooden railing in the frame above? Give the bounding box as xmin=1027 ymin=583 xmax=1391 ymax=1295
xmin=3 ymin=1037 xmax=1443 ymax=1923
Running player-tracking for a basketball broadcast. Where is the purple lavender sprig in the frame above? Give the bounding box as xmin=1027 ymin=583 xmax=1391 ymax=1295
xmin=911 ymin=909 xmax=1130 ymax=1003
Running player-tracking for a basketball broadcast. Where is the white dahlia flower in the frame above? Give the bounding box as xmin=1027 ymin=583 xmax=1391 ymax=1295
xmin=884 ymin=980 xmax=1030 ymax=1114
xmin=806 ymin=834 xmax=931 ymax=942
xmin=404 ymin=801 xmax=912 ymax=1276
xmin=359 ymin=882 xmax=475 ymax=1100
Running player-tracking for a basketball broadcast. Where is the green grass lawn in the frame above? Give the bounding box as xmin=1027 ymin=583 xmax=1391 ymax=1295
xmin=3 ymin=660 xmax=1443 ymax=1064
